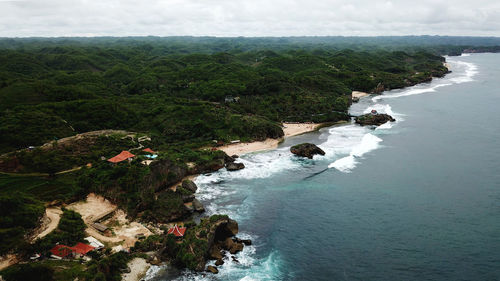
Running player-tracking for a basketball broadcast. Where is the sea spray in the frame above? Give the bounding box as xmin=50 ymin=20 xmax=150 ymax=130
xmin=327 ymin=133 xmax=383 ymax=172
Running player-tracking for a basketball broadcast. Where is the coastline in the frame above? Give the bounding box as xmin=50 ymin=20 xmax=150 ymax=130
xmin=352 ymin=91 xmax=370 ymax=99
xmin=218 ymin=122 xmax=330 ymax=156
xmin=122 ymin=258 xmax=151 ymax=281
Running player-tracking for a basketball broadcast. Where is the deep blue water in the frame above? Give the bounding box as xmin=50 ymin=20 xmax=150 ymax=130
xmin=153 ymin=53 xmax=500 ymax=281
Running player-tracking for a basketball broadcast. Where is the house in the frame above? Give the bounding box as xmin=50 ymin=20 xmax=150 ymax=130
xmin=50 ymin=245 xmax=74 ymax=259
xmin=72 ymin=242 xmax=95 ymax=257
xmin=107 ymin=151 xmax=135 ymax=163
xmin=143 ymin=148 xmax=155 ymax=154
xmin=167 ymin=225 xmax=186 ymax=237
xmin=49 ymin=243 xmax=95 ymax=259
xmin=84 ymin=236 xmax=104 ymax=249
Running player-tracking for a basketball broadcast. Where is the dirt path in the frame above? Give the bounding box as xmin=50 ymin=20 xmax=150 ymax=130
xmin=34 ymin=207 xmax=63 ymax=240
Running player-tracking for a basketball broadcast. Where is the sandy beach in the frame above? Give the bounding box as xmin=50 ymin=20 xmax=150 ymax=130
xmin=352 ymin=91 xmax=370 ymax=99
xmin=219 ymin=123 xmax=323 ymax=156
xmin=122 ymin=257 xmax=151 ymax=281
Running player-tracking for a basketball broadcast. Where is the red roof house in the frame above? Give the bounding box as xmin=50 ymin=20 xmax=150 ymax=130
xmin=50 ymin=245 xmax=73 ymax=258
xmin=143 ymin=148 xmax=155 ymax=154
xmin=167 ymin=225 xmax=186 ymax=237
xmin=72 ymin=242 xmax=95 ymax=256
xmin=108 ymin=151 xmax=135 ymax=163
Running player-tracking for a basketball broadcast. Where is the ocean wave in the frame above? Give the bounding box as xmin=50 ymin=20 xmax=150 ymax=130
xmin=171 ymin=245 xmax=284 ymax=281
xmin=327 ymin=133 xmax=383 ymax=172
xmin=371 ymin=82 xmax=453 ymax=101
xmin=448 ymin=60 xmax=478 ymax=84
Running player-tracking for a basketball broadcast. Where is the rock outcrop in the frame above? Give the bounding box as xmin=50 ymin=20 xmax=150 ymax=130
xmin=373 ymin=82 xmax=385 ymax=94
xmin=181 ymin=180 xmax=198 ymax=193
xmin=206 ymin=265 xmax=219 ymax=274
xmin=290 ymin=143 xmax=325 ymax=159
xmin=160 ymin=215 xmax=247 ymax=272
xmin=225 ymin=162 xmax=245 ymax=171
xmin=192 ymin=199 xmax=205 ymax=213
xmin=355 ymin=113 xmax=395 ymax=126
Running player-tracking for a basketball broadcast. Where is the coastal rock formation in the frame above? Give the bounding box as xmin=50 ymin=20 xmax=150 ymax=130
xmin=290 ymin=143 xmax=326 ymax=159
xmin=224 ymin=154 xmax=236 ymax=163
xmin=206 ymin=265 xmax=219 ymax=274
xmin=181 ymin=194 xmax=195 ymax=203
xmin=159 ymin=215 xmax=246 ymax=272
xmin=226 ymin=162 xmax=245 ymax=171
xmin=373 ymin=82 xmax=385 ymax=94
xmin=145 ymin=159 xmax=188 ymax=192
xmin=192 ymin=199 xmax=205 ymax=213
xmin=181 ymin=180 xmax=198 ymax=193
xmin=355 ymin=113 xmax=396 ymax=126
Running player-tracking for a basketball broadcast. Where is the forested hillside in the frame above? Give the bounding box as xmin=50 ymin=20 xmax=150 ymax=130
xmin=0 ymin=41 xmax=448 ymax=153
xmin=0 ymin=38 xmax=484 ymax=277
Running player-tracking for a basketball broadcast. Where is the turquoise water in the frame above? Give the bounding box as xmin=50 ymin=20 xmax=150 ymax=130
xmin=152 ymin=53 xmax=500 ymax=281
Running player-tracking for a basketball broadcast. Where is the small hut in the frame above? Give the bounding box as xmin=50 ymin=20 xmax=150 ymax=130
xmin=167 ymin=225 xmax=186 ymax=238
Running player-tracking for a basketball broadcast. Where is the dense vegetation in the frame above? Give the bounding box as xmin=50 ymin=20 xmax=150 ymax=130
xmin=0 ymin=192 xmax=44 ymax=255
xmin=0 ymin=39 xmax=450 ymax=154
xmin=2 ymin=36 xmax=496 ymax=277
xmin=31 ymin=209 xmax=87 ymax=255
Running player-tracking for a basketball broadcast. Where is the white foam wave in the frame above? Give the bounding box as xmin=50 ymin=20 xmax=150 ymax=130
xmin=362 ymin=104 xmax=401 ymax=118
xmin=142 ymin=265 xmax=163 ymax=280
xmin=376 ymin=122 xmax=393 ymax=130
xmin=449 ymin=60 xmax=478 ymax=84
xmin=327 ymin=133 xmax=382 ymax=172
xmin=460 ymin=53 xmax=471 ymax=57
xmin=172 ymin=242 xmax=284 ymax=281
xmin=372 ymin=82 xmax=453 ymax=101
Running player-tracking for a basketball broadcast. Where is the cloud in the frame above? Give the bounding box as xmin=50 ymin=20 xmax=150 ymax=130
xmin=0 ymin=0 xmax=499 ymax=37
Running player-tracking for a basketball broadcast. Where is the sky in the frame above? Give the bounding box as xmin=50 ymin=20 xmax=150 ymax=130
xmin=1 ymin=0 xmax=500 ymax=37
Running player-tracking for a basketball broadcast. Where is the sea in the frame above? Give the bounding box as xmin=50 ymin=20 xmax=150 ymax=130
xmin=147 ymin=53 xmax=500 ymax=281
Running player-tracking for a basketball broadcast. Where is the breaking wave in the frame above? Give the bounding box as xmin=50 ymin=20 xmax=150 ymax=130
xmin=327 ymin=133 xmax=383 ymax=172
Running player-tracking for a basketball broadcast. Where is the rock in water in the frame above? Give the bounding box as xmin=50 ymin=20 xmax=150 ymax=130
xmin=229 ymin=242 xmax=244 ymax=254
xmin=182 ymin=179 xmax=198 ymax=193
xmin=208 ymin=245 xmax=223 ymax=260
xmin=215 ymin=258 xmax=224 ymax=266
xmin=192 ymin=199 xmax=205 ymax=213
xmin=290 ymin=143 xmax=326 ymax=159
xmin=206 ymin=266 xmax=219 ymax=274
xmin=226 ymin=162 xmax=245 ymax=171
xmin=355 ymin=113 xmax=395 ymax=126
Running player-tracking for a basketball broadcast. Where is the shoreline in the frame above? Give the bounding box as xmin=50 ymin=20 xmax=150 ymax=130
xmin=352 ymin=91 xmax=370 ymax=99
xmin=122 ymin=258 xmax=151 ymax=281
xmin=218 ymin=122 xmax=342 ymax=156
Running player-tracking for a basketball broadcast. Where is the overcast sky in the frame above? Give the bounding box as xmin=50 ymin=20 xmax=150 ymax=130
xmin=1 ymin=0 xmax=499 ymax=37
